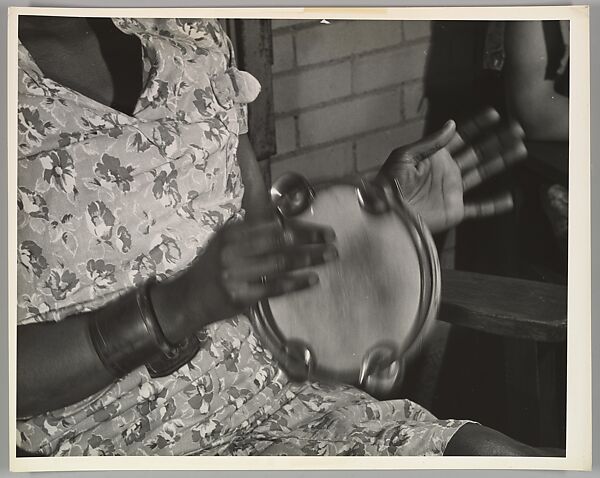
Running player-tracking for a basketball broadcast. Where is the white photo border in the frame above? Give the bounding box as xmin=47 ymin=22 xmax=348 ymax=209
xmin=6 ymin=5 xmax=591 ymax=472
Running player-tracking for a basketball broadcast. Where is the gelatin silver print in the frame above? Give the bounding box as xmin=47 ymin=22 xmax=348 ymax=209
xmin=9 ymin=7 xmax=590 ymax=471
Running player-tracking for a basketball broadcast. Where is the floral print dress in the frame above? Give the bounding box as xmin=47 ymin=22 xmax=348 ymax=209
xmin=16 ymin=18 xmax=469 ymax=456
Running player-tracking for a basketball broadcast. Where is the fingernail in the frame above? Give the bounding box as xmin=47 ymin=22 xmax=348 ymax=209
xmin=323 ymin=246 xmax=339 ymax=261
xmin=485 ymin=107 xmax=501 ymax=120
xmin=308 ymin=273 xmax=319 ymax=285
xmin=516 ymin=142 xmax=528 ymax=158
xmin=510 ymin=121 xmax=526 ymax=138
xmin=324 ymin=229 xmax=337 ymax=242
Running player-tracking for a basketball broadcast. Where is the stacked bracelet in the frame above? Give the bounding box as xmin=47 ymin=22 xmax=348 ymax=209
xmin=135 ymin=280 xmax=174 ymax=357
xmin=88 ymin=279 xmax=175 ymax=378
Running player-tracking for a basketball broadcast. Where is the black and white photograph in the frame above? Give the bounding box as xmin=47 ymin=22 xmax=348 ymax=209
xmin=8 ymin=6 xmax=591 ymax=471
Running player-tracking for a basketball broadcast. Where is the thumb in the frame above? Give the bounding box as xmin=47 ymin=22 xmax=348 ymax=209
xmin=403 ymin=119 xmax=456 ymax=161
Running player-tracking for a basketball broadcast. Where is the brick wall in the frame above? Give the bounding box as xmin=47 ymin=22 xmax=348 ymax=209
xmin=270 ymin=19 xmax=432 ymax=184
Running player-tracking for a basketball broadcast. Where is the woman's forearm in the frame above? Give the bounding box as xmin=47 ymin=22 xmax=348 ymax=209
xmin=17 ymin=283 xmax=177 ymax=418
xmin=18 ymin=136 xmax=269 ymax=418
xmin=18 ymin=312 xmax=114 ymax=418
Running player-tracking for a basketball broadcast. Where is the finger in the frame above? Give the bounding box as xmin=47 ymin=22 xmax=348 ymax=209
xmin=446 ymin=131 xmax=467 ymax=155
xmin=222 ymin=220 xmax=286 ymax=261
xmin=285 ymin=219 xmax=337 ymax=246
xmin=229 ymin=272 xmax=319 ymax=304
xmin=461 ymin=141 xmax=527 ymax=191
xmin=223 ymin=221 xmax=335 ymax=262
xmin=222 ymin=218 xmax=281 ymax=243
xmin=402 ymin=119 xmax=456 ymax=162
xmin=464 ymin=192 xmax=514 ymax=219
xmin=448 ymin=107 xmax=501 ymax=154
xmin=454 ymin=121 xmax=526 ymax=172
xmin=223 ymin=244 xmax=338 ymax=281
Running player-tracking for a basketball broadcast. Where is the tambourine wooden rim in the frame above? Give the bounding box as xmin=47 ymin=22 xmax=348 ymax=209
xmin=250 ymin=174 xmax=441 ymax=391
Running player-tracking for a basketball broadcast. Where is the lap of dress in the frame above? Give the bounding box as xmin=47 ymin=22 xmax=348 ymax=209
xmin=18 ymin=316 xmax=468 ymax=457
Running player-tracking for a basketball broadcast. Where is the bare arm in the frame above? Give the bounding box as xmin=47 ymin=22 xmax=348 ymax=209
xmin=18 ymin=300 xmax=130 ymax=418
xmin=17 ymin=278 xmax=208 ymax=418
xmin=17 ymin=136 xmax=331 ymax=418
xmin=236 ymin=134 xmax=272 ymax=221
xmin=503 ymin=21 xmax=569 ymax=141
xmin=16 ymin=138 xmax=259 ymax=418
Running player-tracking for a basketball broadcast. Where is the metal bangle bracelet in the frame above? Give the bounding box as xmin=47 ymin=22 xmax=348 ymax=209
xmin=136 ymin=279 xmax=176 ymax=356
xmin=88 ymin=280 xmax=174 ymax=378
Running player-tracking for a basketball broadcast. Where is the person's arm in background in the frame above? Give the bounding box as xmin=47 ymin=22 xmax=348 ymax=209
xmin=503 ymin=21 xmax=569 ymax=141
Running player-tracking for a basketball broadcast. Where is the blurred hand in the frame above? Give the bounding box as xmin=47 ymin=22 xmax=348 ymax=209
xmin=376 ymin=108 xmax=527 ymax=234
xmin=155 ymin=216 xmax=338 ymax=343
xmin=207 ymin=217 xmax=337 ymax=308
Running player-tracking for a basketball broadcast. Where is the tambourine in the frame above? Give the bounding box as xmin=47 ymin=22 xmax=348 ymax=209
xmin=250 ymin=173 xmax=441 ymax=394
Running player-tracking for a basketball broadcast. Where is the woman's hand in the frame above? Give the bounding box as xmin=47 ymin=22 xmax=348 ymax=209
xmin=151 ymin=217 xmax=338 ymax=344
xmin=376 ymin=109 xmax=527 ymax=234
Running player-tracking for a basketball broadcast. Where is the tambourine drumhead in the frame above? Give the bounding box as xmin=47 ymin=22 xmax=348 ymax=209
xmin=253 ymin=180 xmax=439 ymax=386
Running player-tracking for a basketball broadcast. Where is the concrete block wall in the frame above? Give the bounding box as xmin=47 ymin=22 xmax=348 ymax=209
xmin=270 ymin=19 xmax=432 ymax=184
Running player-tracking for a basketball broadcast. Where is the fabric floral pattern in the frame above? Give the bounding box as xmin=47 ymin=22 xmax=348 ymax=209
xmin=16 ymin=18 xmax=247 ymax=324
xmin=94 ymin=154 xmax=135 ymax=192
xmin=16 ymin=18 xmax=468 ymax=457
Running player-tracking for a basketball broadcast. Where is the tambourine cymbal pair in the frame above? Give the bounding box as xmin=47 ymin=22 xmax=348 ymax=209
xmin=250 ymin=172 xmax=441 ymax=396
